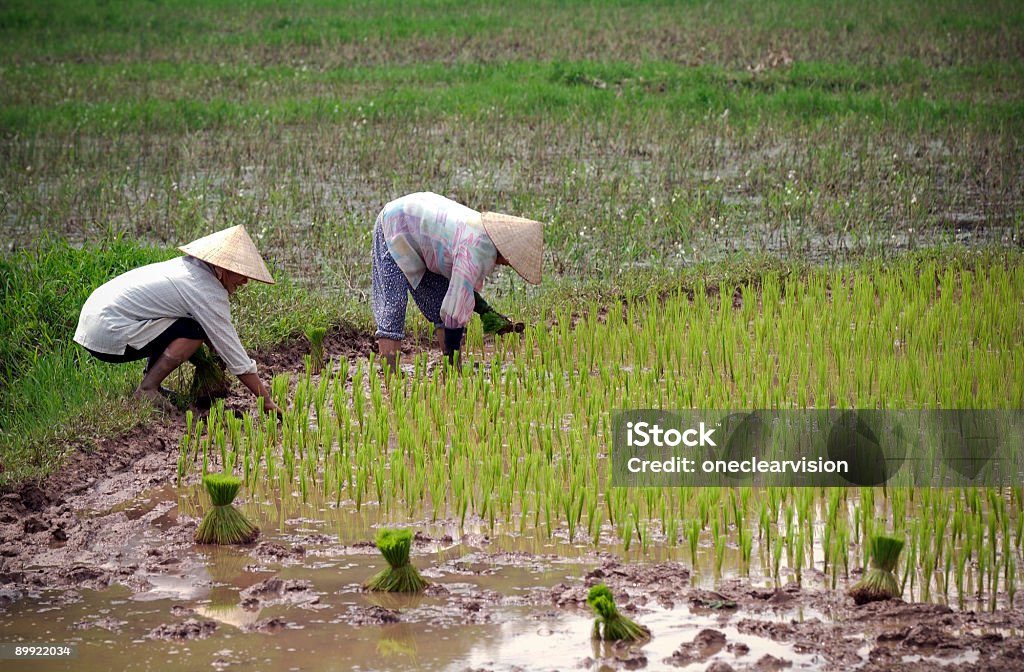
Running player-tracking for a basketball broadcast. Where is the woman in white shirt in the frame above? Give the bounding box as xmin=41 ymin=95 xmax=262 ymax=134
xmin=74 ymin=225 xmax=282 ymax=415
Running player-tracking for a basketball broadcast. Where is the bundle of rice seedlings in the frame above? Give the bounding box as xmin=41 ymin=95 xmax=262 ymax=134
xmin=848 ymin=535 xmax=905 ymax=605
xmin=365 ymin=528 xmax=427 ymax=593
xmin=305 ymin=326 xmax=327 ymax=374
xmin=188 ymin=345 xmax=230 ymax=406
xmin=587 ymin=584 xmax=650 ymax=642
xmin=480 ymin=309 xmax=511 ymax=335
xmin=194 ymin=473 xmax=260 ymax=545
xmin=474 ymin=291 xmax=524 ymax=335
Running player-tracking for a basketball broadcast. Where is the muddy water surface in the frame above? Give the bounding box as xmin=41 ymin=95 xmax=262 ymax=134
xmin=1 ymin=483 xmax=820 ymax=671
xmin=4 ymin=475 xmax=1024 ymax=671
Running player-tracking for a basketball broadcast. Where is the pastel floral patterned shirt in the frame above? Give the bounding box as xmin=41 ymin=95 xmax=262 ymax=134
xmin=380 ymin=192 xmax=497 ymax=329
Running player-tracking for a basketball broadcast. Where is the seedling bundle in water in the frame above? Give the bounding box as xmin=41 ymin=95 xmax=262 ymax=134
xmin=848 ymin=534 xmax=904 ymax=605
xmin=587 ymin=584 xmax=650 ymax=642
xmin=366 ymin=528 xmax=427 ymax=593
xmin=194 ymin=473 xmax=260 ymax=545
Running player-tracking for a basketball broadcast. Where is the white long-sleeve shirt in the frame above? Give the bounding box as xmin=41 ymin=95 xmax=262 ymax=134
xmin=74 ymin=256 xmax=257 ymax=375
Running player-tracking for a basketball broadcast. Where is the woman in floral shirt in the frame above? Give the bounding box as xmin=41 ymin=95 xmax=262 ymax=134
xmin=371 ymin=192 xmax=543 ymax=370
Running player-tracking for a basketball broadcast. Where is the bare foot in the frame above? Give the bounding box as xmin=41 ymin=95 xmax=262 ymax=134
xmin=133 ymin=387 xmax=178 ymax=414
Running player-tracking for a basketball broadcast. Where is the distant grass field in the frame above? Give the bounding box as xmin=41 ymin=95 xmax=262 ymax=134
xmin=1 ymin=0 xmax=1022 ymax=485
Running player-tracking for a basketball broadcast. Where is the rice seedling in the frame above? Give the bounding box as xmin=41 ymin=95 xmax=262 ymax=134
xmin=586 ymin=584 xmax=650 ymax=643
xmin=194 ymin=473 xmax=260 ymax=545
xmin=848 ymin=535 xmax=904 ymax=605
xmin=163 ymin=258 xmax=1021 ymax=612
xmin=304 ymin=326 xmax=328 ymax=375
xmin=365 ymin=528 xmax=428 ymax=593
xmin=187 ymin=346 xmax=230 ymax=407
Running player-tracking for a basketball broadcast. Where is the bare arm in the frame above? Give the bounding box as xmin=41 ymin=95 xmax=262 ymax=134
xmin=237 ymin=372 xmax=282 ymax=416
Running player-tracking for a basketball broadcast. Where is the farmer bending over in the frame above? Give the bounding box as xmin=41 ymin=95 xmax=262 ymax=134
xmin=372 ymin=192 xmax=543 ymax=370
xmin=74 ymin=225 xmax=283 ymax=415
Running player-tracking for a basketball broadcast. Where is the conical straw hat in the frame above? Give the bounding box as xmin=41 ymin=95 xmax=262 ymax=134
xmin=178 ymin=225 xmax=275 ymax=284
xmin=480 ymin=212 xmax=544 ymax=285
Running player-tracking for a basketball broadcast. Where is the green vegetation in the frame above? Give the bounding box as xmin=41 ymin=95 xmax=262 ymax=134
xmin=365 ymin=528 xmax=428 ymax=593
xmin=587 ymin=584 xmax=649 ymax=642
xmin=194 ymin=472 xmax=260 ymax=545
xmin=305 ymin=325 xmax=328 ymax=375
xmin=849 ymin=535 xmax=905 ymax=605
xmin=0 ymin=239 xmax=168 ymax=485
xmin=0 ymin=237 xmax=345 ymax=489
xmin=186 ymin=345 xmax=230 ymax=407
xmin=1 ymin=1 xmax=1020 ymax=289
xmin=175 ymin=256 xmax=1024 ymax=608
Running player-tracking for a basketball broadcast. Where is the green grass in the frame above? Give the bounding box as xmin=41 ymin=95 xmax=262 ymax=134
xmin=1 ymin=0 xmax=1021 ymax=67
xmin=0 ymin=237 xmax=355 ymax=489
xmin=0 ymin=237 xmax=170 ymax=487
xmin=2 ymin=59 xmax=1022 ymax=140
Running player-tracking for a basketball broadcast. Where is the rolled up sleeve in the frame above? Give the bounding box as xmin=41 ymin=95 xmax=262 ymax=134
xmin=440 ymin=246 xmax=485 ymax=329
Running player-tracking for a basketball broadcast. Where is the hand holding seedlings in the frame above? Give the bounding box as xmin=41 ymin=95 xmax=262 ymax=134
xmin=371 ymin=192 xmax=542 ymax=371
xmin=474 ymin=291 xmax=526 ymax=335
xmin=74 ymin=225 xmax=281 ymax=413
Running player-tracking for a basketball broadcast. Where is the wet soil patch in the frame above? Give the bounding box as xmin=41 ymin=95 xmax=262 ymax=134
xmin=664 ymin=627 xmax=728 ymax=666
xmin=254 ymin=324 xmax=377 ymax=375
xmin=147 ymin=618 xmax=217 ymax=640
xmin=243 ymin=616 xmax=297 ymax=633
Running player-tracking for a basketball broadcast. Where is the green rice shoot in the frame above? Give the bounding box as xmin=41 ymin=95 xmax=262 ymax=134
xmin=587 ymin=584 xmax=650 ymax=642
xmin=194 ymin=473 xmax=260 ymax=545
xmin=848 ymin=535 xmax=905 ymax=605
xmin=365 ymin=528 xmax=427 ymax=593
xmin=480 ymin=310 xmax=510 ymax=335
xmin=305 ymin=326 xmax=328 ymax=374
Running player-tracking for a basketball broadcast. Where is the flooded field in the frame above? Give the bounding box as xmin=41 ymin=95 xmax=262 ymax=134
xmin=4 ymin=259 xmax=1024 ymax=669
xmin=3 ymin=468 xmax=1022 ymax=672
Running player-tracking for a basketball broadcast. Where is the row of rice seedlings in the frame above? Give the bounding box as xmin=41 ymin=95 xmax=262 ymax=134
xmin=175 ymin=261 xmax=1023 ymax=608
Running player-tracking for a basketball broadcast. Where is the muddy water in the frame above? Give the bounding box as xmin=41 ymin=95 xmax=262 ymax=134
xmin=0 ymin=485 xmax=824 ymax=671
xmin=0 ymin=591 xmax=820 ymax=671
xmin=6 ymin=481 xmax=1023 ymax=671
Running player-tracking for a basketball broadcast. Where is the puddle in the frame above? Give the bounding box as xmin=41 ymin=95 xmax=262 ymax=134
xmin=0 ymin=558 xmax=821 ymax=672
xmin=6 ymin=480 xmax=1020 ymax=671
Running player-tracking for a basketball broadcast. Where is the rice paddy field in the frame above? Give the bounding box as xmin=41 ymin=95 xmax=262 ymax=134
xmin=1 ymin=1 xmax=1024 ymax=671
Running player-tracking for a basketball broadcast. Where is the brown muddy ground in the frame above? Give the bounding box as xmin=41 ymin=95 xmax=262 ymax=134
xmin=2 ymin=332 xmax=1024 ymax=671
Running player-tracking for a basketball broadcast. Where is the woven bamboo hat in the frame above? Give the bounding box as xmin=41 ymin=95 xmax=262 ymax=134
xmin=480 ymin=212 xmax=544 ymax=285
xmin=178 ymin=225 xmax=275 ymax=284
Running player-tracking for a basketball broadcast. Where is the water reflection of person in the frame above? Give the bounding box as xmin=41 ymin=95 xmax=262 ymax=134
xmin=371 ymin=192 xmax=543 ymax=371
xmin=74 ymin=225 xmax=283 ymax=415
